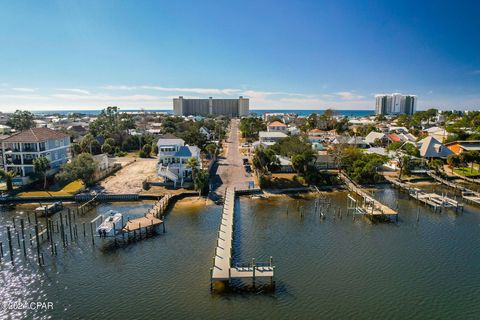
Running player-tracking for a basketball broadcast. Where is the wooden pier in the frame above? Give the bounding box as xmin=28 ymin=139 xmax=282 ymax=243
xmin=338 ymin=173 xmax=398 ymax=220
xmin=91 ymin=195 xmax=172 ymax=241
xmin=384 ymin=176 xmax=463 ymax=212
xmin=427 ymin=171 xmax=480 ymax=206
xmin=210 ymin=187 xmax=275 ymax=288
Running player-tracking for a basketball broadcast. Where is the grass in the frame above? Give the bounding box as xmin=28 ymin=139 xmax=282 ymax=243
xmin=264 ymin=173 xmax=306 ymax=189
xmin=453 ymin=167 xmax=480 ymax=177
xmin=18 ymin=180 xmax=85 ymax=197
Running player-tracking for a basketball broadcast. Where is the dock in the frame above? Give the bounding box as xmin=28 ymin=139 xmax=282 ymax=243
xmin=384 ymin=176 xmax=463 ymax=212
xmin=210 ymin=187 xmax=275 ymax=288
xmin=427 ymin=171 xmax=480 ymax=206
xmin=91 ymin=195 xmax=173 ymax=241
xmin=338 ymin=173 xmax=398 ymax=220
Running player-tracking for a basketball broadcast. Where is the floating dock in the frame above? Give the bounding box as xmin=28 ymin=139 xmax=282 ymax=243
xmin=384 ymin=176 xmax=463 ymax=212
xmin=338 ymin=173 xmax=398 ymax=220
xmin=210 ymin=187 xmax=275 ymax=288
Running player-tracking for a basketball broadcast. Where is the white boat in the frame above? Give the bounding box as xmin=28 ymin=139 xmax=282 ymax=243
xmin=35 ymin=201 xmax=63 ymax=216
xmin=96 ymin=210 xmax=123 ymax=237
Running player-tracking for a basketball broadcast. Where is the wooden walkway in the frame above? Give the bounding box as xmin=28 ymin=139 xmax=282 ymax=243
xmin=338 ymin=173 xmax=398 ymax=219
xmin=123 ymin=194 xmax=171 ymax=232
xmin=451 ymin=171 xmax=480 ymax=184
xmin=210 ymin=187 xmax=274 ymax=286
xmin=384 ymin=176 xmax=463 ymax=212
xmin=427 ymin=171 xmax=480 ymax=206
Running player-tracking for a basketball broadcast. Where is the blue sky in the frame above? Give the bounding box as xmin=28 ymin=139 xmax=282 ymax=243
xmin=0 ymin=0 xmax=479 ymax=111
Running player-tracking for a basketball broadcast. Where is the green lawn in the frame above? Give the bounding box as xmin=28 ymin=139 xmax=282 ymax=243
xmin=453 ymin=167 xmax=480 ymax=177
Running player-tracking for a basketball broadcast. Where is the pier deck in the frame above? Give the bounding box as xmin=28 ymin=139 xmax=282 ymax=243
xmin=339 ymin=173 xmax=397 ymax=218
xmin=384 ymin=176 xmax=463 ymax=212
xmin=211 ymin=187 xmax=274 ymax=284
xmin=427 ymin=171 xmax=480 ymax=206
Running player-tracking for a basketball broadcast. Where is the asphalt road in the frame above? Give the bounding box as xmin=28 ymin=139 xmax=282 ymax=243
xmin=211 ymin=119 xmax=250 ymax=195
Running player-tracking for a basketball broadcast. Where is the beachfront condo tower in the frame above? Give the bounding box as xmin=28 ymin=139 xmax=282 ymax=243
xmin=375 ymin=93 xmax=417 ymax=116
xmin=173 ymin=96 xmax=249 ymax=117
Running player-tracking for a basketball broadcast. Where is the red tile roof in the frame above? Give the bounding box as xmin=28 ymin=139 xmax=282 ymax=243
xmin=2 ymin=127 xmax=69 ymax=143
xmin=388 ymin=133 xmax=402 ymax=142
xmin=268 ymin=121 xmax=286 ymax=127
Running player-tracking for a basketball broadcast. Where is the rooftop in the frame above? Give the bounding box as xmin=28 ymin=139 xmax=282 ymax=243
xmin=1 ymin=127 xmax=69 ymax=143
xmin=268 ymin=121 xmax=286 ymax=127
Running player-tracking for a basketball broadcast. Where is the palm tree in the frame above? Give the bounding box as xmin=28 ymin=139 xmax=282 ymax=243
xmin=447 ymin=154 xmax=460 ymax=174
xmin=205 ymin=143 xmax=217 ymax=159
xmin=186 ymin=157 xmax=199 ymax=187
xmin=194 ymin=169 xmax=209 ymax=196
xmin=80 ymin=133 xmax=95 ymax=154
xmin=0 ymin=169 xmax=16 ymax=193
xmin=33 ymin=156 xmax=51 ymax=189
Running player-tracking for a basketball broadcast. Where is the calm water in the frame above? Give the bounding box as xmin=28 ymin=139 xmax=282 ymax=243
xmin=1 ymin=186 xmax=479 ymax=319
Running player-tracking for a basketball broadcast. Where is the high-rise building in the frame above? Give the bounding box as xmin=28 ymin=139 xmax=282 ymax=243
xmin=173 ymin=96 xmax=249 ymax=117
xmin=375 ymin=93 xmax=417 ymax=116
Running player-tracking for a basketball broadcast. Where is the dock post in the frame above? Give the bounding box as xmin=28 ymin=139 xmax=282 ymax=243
xmin=90 ymin=223 xmax=94 ymax=245
xmin=122 ymin=216 xmax=125 ymax=241
xmin=59 ymin=211 xmax=65 ymax=247
xmin=16 ymin=229 xmax=20 ymax=248
xmin=7 ymin=227 xmax=14 ymax=265
xmin=20 ymin=219 xmax=26 ymax=257
xmin=252 ymin=258 xmax=256 ymax=288
xmin=68 ymin=209 xmax=73 ymax=242
xmin=210 ymin=268 xmax=213 ymax=291
xmin=35 ymin=224 xmax=41 ymax=265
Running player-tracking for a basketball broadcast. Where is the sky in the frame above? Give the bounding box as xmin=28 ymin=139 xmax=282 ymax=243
xmin=0 ymin=0 xmax=479 ymax=112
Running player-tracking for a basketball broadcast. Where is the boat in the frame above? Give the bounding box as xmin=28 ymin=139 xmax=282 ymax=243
xmin=96 ymin=210 xmax=123 ymax=237
xmin=35 ymin=201 xmax=63 ymax=216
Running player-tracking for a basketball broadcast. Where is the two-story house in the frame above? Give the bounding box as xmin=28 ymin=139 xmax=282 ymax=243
xmin=156 ymin=137 xmax=201 ymax=187
xmin=267 ymin=121 xmax=288 ymax=133
xmin=0 ymin=128 xmax=71 ymax=185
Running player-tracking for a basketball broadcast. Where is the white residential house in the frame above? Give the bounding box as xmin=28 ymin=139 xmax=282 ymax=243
xmin=156 ymin=137 xmax=201 ymax=187
xmin=287 ymin=126 xmax=300 ymax=135
xmin=267 ymin=121 xmax=288 ymax=133
xmin=418 ymin=136 xmax=453 ymax=159
xmin=424 ymin=126 xmax=450 ymax=143
xmin=199 ymin=126 xmax=213 ymax=140
xmin=258 ymin=131 xmax=287 ymax=143
xmin=364 ymin=131 xmax=388 ymax=146
xmin=0 ymin=127 xmax=71 ymax=185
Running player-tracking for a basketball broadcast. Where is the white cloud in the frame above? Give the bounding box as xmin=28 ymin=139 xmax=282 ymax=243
xmin=51 ymin=93 xmax=170 ymax=101
xmin=56 ymin=88 xmax=91 ymax=95
xmin=101 ymin=85 xmax=312 ymax=98
xmin=0 ymin=94 xmax=49 ymax=100
xmin=334 ymin=91 xmax=365 ymax=100
xmin=101 ymin=85 xmax=241 ymax=95
xmin=12 ymin=87 xmax=38 ymax=92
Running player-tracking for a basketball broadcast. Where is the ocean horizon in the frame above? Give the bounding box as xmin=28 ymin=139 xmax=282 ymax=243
xmin=32 ymin=109 xmax=375 ymax=117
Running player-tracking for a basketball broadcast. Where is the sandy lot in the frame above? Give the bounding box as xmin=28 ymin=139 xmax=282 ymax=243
xmin=99 ymin=158 xmax=158 ymax=194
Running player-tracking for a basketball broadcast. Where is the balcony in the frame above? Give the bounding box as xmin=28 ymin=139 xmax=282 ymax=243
xmin=23 ymin=147 xmax=37 ymax=152
xmin=23 ymin=159 xmax=34 ymax=165
xmin=6 ymin=159 xmax=22 ymax=165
